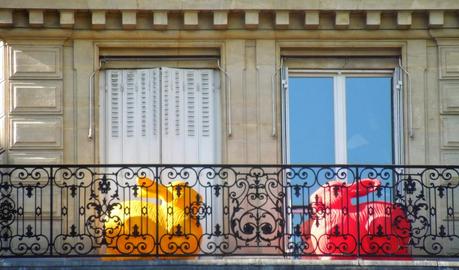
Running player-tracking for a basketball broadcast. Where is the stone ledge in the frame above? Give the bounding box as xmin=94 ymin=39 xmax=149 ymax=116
xmin=2 ymin=258 xmax=459 ymax=270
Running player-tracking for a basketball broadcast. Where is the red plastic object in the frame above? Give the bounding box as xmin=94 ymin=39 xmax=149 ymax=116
xmin=303 ymin=178 xmax=411 ymax=258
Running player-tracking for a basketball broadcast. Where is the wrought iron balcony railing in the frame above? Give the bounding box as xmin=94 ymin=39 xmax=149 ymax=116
xmin=1 ymin=164 xmax=459 ymax=258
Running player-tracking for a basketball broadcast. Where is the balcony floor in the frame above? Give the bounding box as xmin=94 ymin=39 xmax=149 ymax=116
xmin=2 ymin=258 xmax=459 ymax=270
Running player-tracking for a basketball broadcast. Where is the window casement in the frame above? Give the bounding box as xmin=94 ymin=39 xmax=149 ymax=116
xmin=283 ymin=69 xmax=402 ymax=166
xmin=97 ymin=60 xmax=224 ymax=252
xmin=280 ymin=55 xmax=404 ymax=167
xmin=281 ymin=58 xmax=405 ymax=252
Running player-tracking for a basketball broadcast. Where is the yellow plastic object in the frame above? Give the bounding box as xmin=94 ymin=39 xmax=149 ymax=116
xmin=104 ymin=178 xmax=203 ymax=258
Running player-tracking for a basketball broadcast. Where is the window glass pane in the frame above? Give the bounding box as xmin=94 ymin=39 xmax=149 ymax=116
xmin=288 ymin=77 xmax=335 ymax=164
xmin=288 ymin=77 xmax=335 ymax=209
xmin=346 ymin=77 xmax=393 ymax=165
xmin=287 ymin=77 xmax=335 ymax=248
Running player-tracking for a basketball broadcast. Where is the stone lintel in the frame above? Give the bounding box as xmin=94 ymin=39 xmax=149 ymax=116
xmin=184 ymin=11 xmax=198 ymax=29
xmin=366 ymin=11 xmax=381 ymax=28
xmin=335 ymin=11 xmax=350 ymax=29
xmin=213 ymin=11 xmax=228 ymax=29
xmin=0 ymin=9 xmax=13 ymax=25
xmin=122 ymin=11 xmax=137 ymax=29
xmin=245 ymin=10 xmax=259 ymax=29
xmin=59 ymin=10 xmax=74 ymax=28
xmin=429 ymin=10 xmax=444 ymax=27
xmin=275 ymin=11 xmax=289 ymax=29
xmin=305 ymin=11 xmax=320 ymax=29
xmin=153 ymin=11 xmax=168 ymax=29
xmin=91 ymin=10 xmax=106 ymax=29
xmin=397 ymin=11 xmax=412 ymax=28
xmin=29 ymin=10 xmax=44 ymax=26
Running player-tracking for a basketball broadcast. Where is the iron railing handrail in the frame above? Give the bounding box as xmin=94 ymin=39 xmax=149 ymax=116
xmin=1 ymin=163 xmax=458 ymax=168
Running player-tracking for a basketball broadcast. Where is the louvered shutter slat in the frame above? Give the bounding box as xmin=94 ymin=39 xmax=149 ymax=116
xmin=198 ymin=70 xmax=216 ymax=163
xmin=122 ymin=70 xmax=138 ymax=163
xmin=139 ymin=70 xmax=148 ymax=137
xmin=162 ymin=67 xmax=185 ymax=163
xmin=186 ymin=70 xmax=196 ymax=137
xmin=184 ymin=70 xmax=198 ymax=163
xmin=175 ymin=69 xmax=182 ymax=136
xmin=150 ymin=68 xmax=161 ymax=163
xmin=106 ymin=70 xmax=123 ymax=163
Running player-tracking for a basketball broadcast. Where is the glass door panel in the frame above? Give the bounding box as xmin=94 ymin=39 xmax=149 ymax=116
xmin=288 ymin=77 xmax=335 ymax=165
xmin=346 ymin=77 xmax=393 ymax=165
xmin=345 ymin=76 xmax=394 ymax=203
xmin=287 ymin=76 xmax=335 ymax=245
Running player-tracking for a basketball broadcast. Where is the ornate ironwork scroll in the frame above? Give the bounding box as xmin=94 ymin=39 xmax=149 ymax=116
xmin=1 ymin=164 xmax=459 ymax=258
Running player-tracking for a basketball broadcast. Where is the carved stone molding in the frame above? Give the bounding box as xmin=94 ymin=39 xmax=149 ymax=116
xmin=0 ymin=9 xmax=456 ymax=31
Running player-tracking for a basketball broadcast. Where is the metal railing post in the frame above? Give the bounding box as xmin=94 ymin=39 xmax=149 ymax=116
xmin=49 ymin=166 xmax=54 ymax=256
xmin=155 ymin=165 xmax=159 ymax=258
xmin=356 ymin=166 xmax=360 ymax=258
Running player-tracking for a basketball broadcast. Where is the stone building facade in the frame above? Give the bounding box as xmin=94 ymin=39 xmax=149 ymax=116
xmin=1 ymin=0 xmax=459 ymax=261
xmin=0 ymin=0 xmax=458 ymax=166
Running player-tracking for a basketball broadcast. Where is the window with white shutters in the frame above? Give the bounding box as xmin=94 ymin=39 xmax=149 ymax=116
xmin=103 ymin=68 xmax=219 ymax=165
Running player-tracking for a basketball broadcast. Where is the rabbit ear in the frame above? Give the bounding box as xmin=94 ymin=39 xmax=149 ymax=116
xmin=347 ymin=178 xmax=381 ymax=198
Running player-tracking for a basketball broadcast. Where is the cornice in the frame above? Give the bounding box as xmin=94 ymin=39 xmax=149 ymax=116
xmin=0 ymin=5 xmax=457 ymax=32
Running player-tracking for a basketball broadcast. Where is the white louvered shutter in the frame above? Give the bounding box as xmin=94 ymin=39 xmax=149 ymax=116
xmin=162 ymin=67 xmax=184 ymax=163
xmin=122 ymin=70 xmax=138 ymax=163
xmin=197 ymin=69 xmax=217 ymax=164
xmin=106 ymin=70 xmax=123 ymax=163
xmin=148 ymin=69 xmax=161 ymax=164
xmin=134 ymin=69 xmax=161 ymax=164
xmin=161 ymin=68 xmax=218 ymax=164
xmin=183 ymin=69 xmax=199 ymax=163
xmin=105 ymin=67 xmax=218 ymax=165
xmin=105 ymin=68 xmax=161 ymax=164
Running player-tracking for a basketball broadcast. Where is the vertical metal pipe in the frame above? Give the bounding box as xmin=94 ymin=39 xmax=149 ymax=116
xmin=88 ymin=60 xmax=102 ymax=141
xmin=217 ymin=60 xmax=232 ymax=137
xmin=398 ymin=58 xmax=414 ymax=139
xmin=88 ymin=71 xmax=96 ymax=140
xmin=271 ymin=66 xmax=281 ymax=137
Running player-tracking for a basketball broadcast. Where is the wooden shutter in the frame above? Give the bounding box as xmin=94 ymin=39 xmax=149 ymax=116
xmin=183 ymin=69 xmax=198 ymax=163
xmin=122 ymin=70 xmax=138 ymax=163
xmin=161 ymin=68 xmax=218 ymax=164
xmin=161 ymin=67 xmax=185 ymax=163
xmin=135 ymin=69 xmax=161 ymax=164
xmin=105 ymin=67 xmax=218 ymax=165
xmin=105 ymin=68 xmax=161 ymax=164
xmin=197 ymin=69 xmax=217 ymax=164
xmin=149 ymin=69 xmax=161 ymax=164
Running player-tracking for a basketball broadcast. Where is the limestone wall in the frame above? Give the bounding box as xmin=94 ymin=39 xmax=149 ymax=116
xmin=0 ymin=0 xmax=459 ymax=257
xmin=0 ymin=1 xmax=457 ymax=166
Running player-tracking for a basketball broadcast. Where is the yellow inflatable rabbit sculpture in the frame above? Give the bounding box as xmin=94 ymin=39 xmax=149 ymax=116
xmin=105 ymin=177 xmax=203 ymax=258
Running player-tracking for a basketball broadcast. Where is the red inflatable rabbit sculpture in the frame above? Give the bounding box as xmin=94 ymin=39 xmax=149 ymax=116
xmin=304 ymin=178 xmax=411 ymax=258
